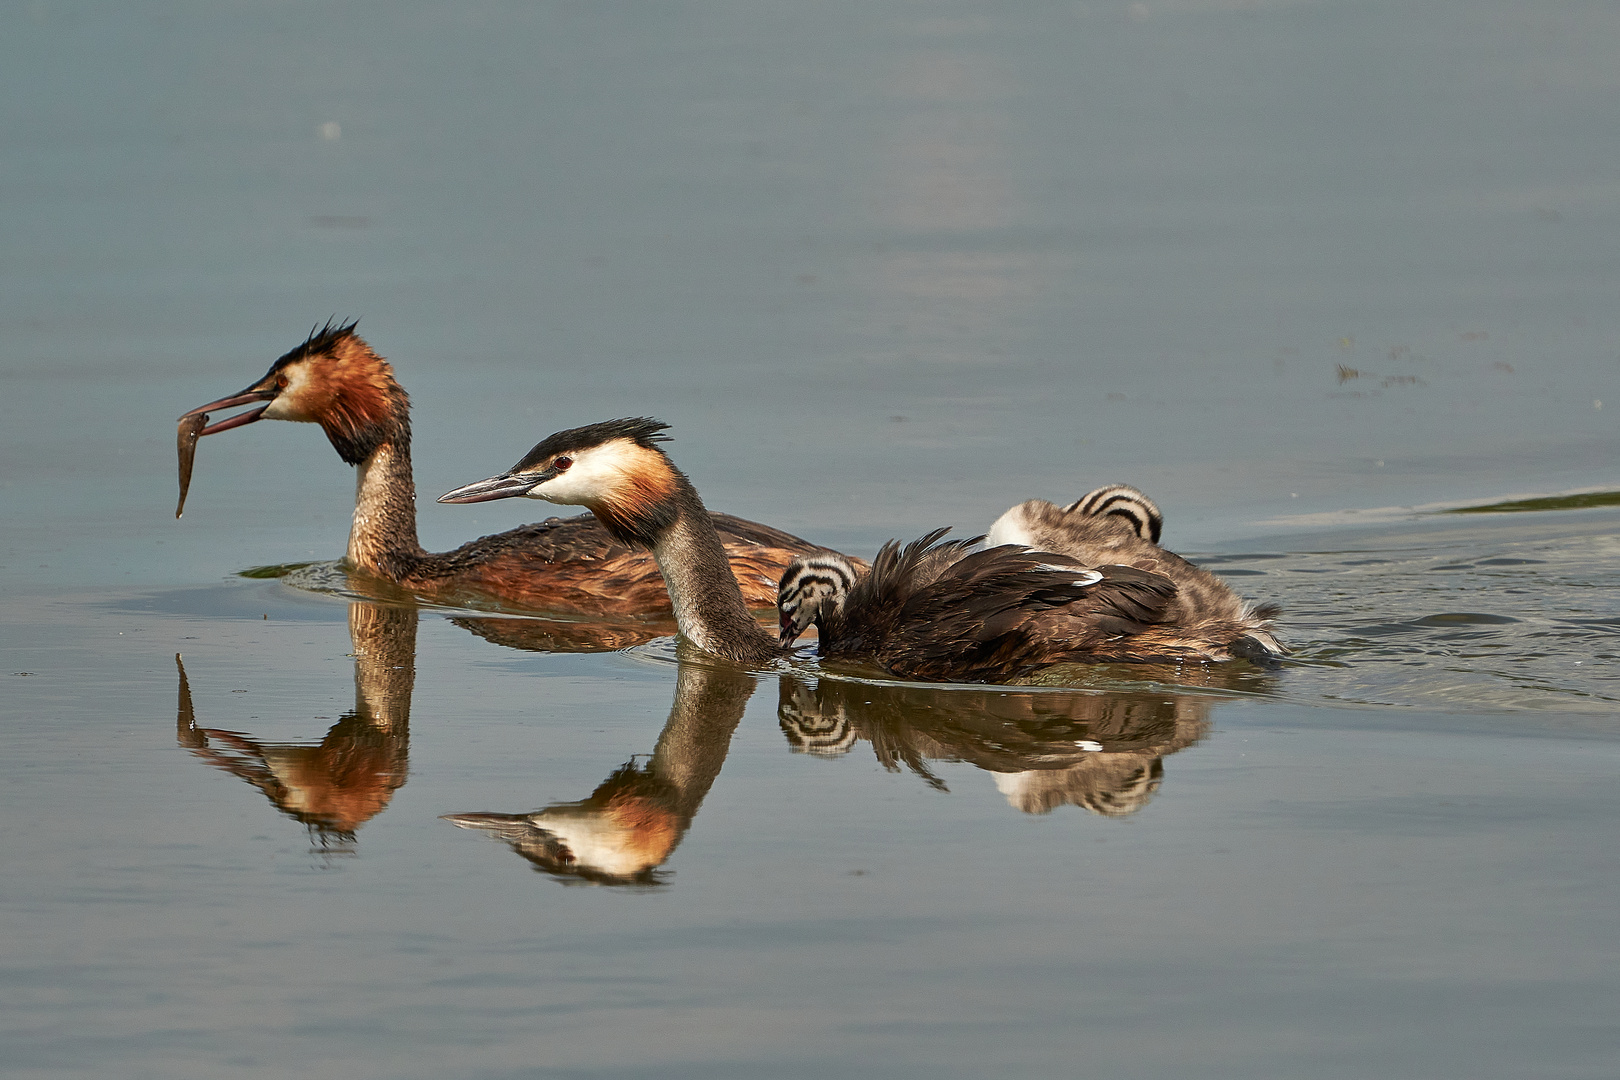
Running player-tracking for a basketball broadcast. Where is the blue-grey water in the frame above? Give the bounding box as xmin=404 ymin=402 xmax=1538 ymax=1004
xmin=2 ymin=2 xmax=1618 ymax=1077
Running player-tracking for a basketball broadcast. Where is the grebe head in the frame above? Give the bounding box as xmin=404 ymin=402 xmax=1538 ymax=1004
xmin=178 ymin=320 xmax=408 ymax=464
xmin=777 ymin=553 xmax=859 ymax=646
xmin=438 ymin=418 xmax=681 ymax=546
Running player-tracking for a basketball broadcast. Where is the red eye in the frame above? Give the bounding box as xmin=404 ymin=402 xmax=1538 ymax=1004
xmin=553 ymin=456 xmax=573 ymax=471
xmin=275 ymin=374 xmax=289 ymax=389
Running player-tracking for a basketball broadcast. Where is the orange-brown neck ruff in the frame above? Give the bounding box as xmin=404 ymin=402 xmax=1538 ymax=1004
xmin=267 ymin=322 xmax=411 ymax=465
xmin=585 ymin=443 xmax=681 ymax=548
xmin=498 ymin=418 xmax=681 ymax=549
xmin=271 ymin=327 xmax=423 ymax=575
xmin=306 ymin=335 xmax=410 ymax=465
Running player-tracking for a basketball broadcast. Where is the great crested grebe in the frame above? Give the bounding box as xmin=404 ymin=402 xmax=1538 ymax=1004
xmin=770 ymin=483 xmax=1164 ymax=664
xmin=438 ymin=419 xmax=1268 ymax=681
xmin=439 ymin=418 xmax=787 ymax=666
xmin=177 ymin=322 xmax=850 ymax=614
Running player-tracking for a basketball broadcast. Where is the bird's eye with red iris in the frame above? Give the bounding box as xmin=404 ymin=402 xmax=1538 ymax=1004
xmin=553 ymin=456 xmax=573 ymax=471
xmin=276 ymin=374 xmax=289 ymax=389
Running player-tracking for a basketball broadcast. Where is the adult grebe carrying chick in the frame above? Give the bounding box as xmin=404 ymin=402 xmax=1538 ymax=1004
xmin=779 ymin=484 xmax=1283 ymax=679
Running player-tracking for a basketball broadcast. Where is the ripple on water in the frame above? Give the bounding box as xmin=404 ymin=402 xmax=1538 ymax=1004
xmin=1205 ymin=510 xmax=1620 ymax=713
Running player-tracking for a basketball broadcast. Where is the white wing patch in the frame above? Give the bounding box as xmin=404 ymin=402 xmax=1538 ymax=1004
xmin=1032 ymin=564 xmax=1103 ymax=587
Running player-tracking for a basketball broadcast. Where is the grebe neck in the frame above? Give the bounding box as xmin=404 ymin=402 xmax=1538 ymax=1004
xmin=347 ymin=435 xmax=427 ymax=580
xmin=644 ymin=479 xmax=780 ymax=666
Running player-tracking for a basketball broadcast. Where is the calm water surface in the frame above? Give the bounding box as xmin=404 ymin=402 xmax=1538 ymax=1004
xmin=3 ymin=2 xmax=1618 ymax=1077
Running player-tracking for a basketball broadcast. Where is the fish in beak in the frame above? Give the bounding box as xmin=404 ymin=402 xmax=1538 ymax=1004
xmin=176 ymin=379 xmax=280 ymax=436
xmin=173 ymin=377 xmax=280 ymax=517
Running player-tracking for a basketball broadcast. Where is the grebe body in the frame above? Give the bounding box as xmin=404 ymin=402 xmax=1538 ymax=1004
xmin=177 ymin=323 xmax=844 ymax=615
xmin=440 ymin=418 xmax=785 ymax=666
xmin=778 ymin=531 xmax=1198 ymax=681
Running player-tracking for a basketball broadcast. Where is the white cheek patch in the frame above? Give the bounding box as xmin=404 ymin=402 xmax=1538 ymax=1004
xmin=531 ymin=468 xmax=594 ymax=505
xmin=262 ymin=366 xmax=315 ymax=422
xmin=526 ymin=440 xmax=648 ymax=506
xmin=530 ymin=808 xmax=665 ymax=877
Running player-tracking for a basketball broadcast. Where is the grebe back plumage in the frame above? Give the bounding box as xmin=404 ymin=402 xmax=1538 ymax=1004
xmin=177 ymin=323 xmax=850 ymax=615
xmin=778 ymin=529 xmax=1193 ymax=681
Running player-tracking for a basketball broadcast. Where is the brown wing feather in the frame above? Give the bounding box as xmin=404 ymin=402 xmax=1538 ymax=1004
xmin=878 ymin=558 xmax=1178 ymax=681
xmin=823 ymin=533 xmax=1180 ymax=681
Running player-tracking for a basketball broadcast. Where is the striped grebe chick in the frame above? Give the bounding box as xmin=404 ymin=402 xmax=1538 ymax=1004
xmin=177 ymin=322 xmax=845 ymax=615
xmin=985 ymin=487 xmax=1284 ymax=660
xmin=1062 ymin=484 xmax=1164 ymax=543
xmin=986 ymin=484 xmax=1165 ymax=565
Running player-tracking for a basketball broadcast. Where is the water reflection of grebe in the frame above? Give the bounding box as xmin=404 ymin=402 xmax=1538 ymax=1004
xmin=449 ymin=613 xmax=679 ymax=654
xmin=442 ymin=654 xmax=755 ymax=886
xmin=178 ymin=322 xmax=853 ymax=615
xmin=174 ymin=602 xmax=413 ymax=845
xmin=777 ymin=673 xmax=1233 ymax=817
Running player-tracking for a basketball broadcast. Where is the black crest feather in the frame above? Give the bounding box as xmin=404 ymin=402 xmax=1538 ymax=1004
xmin=511 ymin=417 xmax=671 ymax=473
xmin=271 ymin=317 xmax=362 ymax=373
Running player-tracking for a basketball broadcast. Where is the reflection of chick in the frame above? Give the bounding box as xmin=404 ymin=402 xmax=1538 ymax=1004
xmin=992 ymin=757 xmax=1163 ymax=817
xmin=777 ymin=675 xmax=1214 ymax=817
xmin=175 ymin=601 xmax=414 ymax=841
xmin=442 ymin=656 xmax=755 ymax=885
